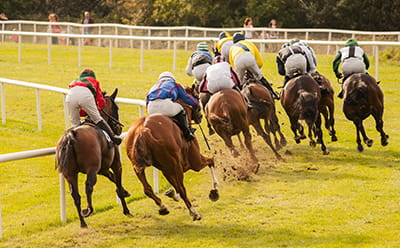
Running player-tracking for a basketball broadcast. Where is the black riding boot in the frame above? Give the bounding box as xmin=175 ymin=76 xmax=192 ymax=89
xmin=172 ymin=111 xmax=195 ymax=141
xmin=232 ymin=86 xmax=252 ymax=110
xmin=260 ymin=77 xmax=280 ymax=100
xmin=96 ymin=120 xmax=122 ymax=145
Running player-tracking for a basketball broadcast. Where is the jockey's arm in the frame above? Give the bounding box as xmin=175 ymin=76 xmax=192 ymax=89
xmin=363 ymin=53 xmax=370 ymax=70
xmin=185 ymin=56 xmax=194 ymax=76
xmin=276 ymin=56 xmax=286 ymax=76
xmin=332 ymin=51 xmax=342 ymax=77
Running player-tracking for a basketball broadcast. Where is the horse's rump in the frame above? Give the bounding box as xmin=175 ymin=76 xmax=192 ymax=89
xmin=296 ymin=90 xmax=320 ymax=121
xmin=343 ymin=75 xmax=369 ymax=106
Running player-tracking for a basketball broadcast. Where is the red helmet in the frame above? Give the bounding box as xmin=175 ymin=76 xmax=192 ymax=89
xmin=213 ymin=55 xmax=225 ymax=64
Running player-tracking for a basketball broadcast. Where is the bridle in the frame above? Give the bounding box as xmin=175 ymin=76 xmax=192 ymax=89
xmin=100 ymin=109 xmax=124 ymax=127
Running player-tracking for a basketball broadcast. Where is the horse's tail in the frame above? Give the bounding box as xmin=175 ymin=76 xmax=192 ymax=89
xmin=297 ymin=90 xmax=319 ymax=121
xmin=344 ymin=80 xmax=368 ymax=105
xmin=55 ymin=129 xmax=77 ymax=174
xmin=129 ymin=118 xmax=154 ymax=167
xmin=209 ymin=113 xmax=233 ymax=133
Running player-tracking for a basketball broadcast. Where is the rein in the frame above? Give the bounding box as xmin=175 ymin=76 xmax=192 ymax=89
xmin=100 ymin=109 xmax=124 ymax=127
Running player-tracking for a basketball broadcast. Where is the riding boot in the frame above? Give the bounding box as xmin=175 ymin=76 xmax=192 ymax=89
xmin=260 ymin=77 xmax=280 ymax=100
xmin=96 ymin=120 xmax=122 ymax=145
xmin=172 ymin=111 xmax=195 ymax=141
xmin=337 ymin=78 xmax=346 ymax=98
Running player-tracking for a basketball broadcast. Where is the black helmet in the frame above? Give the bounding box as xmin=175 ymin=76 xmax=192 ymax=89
xmin=233 ymin=32 xmax=245 ymax=43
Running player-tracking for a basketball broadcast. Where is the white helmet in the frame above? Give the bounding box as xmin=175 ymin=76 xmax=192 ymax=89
xmin=158 ymin=71 xmax=175 ymax=81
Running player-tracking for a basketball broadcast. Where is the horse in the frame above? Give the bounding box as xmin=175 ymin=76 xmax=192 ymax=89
xmin=125 ymin=86 xmax=219 ymax=221
xmin=205 ymin=88 xmax=258 ymax=162
xmin=280 ymin=74 xmax=329 ymax=155
xmin=241 ymin=81 xmax=286 ymax=160
xmin=342 ymin=73 xmax=389 ymax=152
xmin=55 ymin=89 xmax=131 ymax=228
xmin=311 ymin=72 xmax=338 ymax=142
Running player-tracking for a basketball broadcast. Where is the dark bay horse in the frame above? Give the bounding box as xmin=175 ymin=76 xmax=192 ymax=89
xmin=281 ymin=74 xmax=329 ymax=155
xmin=55 ymin=89 xmax=131 ymax=228
xmin=342 ymin=73 xmax=389 ymax=152
xmin=311 ymin=72 xmax=338 ymax=142
xmin=241 ymin=81 xmax=286 ymax=160
xmin=125 ymin=87 xmax=218 ymax=221
xmin=205 ymin=88 xmax=258 ymax=162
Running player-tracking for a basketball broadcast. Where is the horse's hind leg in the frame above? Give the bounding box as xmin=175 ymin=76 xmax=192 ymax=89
xmin=253 ymin=119 xmax=282 ymax=160
xmin=66 ymin=174 xmax=87 ymax=228
xmin=134 ymin=166 xmax=169 ymax=215
xmin=82 ymin=170 xmax=97 ymax=218
xmin=315 ymin=115 xmax=329 ymax=155
xmin=163 ymin=168 xmax=201 ymax=221
xmin=327 ymin=102 xmax=337 ymax=141
xmin=372 ymin=112 xmax=389 ymax=146
xmin=102 ymin=170 xmax=130 ymax=198
xmin=243 ymin=128 xmax=258 ymax=163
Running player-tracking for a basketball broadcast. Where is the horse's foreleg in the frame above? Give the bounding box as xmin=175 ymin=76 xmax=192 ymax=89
xmin=353 ymin=120 xmax=364 ymax=152
xmin=221 ymin=134 xmax=239 ymax=157
xmin=358 ymin=120 xmax=373 ymax=148
xmin=208 ymin=165 xmax=220 ymax=201
xmin=270 ymin=115 xmax=287 ymax=148
xmin=315 ymin=115 xmax=329 ymax=155
xmin=253 ymin=120 xmax=282 ymax=160
xmin=289 ymin=118 xmax=302 ymax=143
xmin=82 ymin=170 xmax=97 ymax=218
xmin=134 ymin=166 xmax=168 ymax=215
xmin=66 ymin=174 xmax=87 ymax=228
xmin=110 ymin=162 xmax=131 ymax=216
xmin=328 ymin=102 xmax=337 ymax=141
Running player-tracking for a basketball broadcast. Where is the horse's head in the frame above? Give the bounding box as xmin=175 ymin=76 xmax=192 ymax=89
xmin=101 ymin=88 xmax=123 ymax=135
xmin=185 ymin=85 xmax=203 ymax=124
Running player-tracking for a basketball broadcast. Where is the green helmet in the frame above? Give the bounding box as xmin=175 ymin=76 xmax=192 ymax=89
xmin=80 ymin=68 xmax=96 ymax=79
xmin=345 ymin=38 xmax=358 ymax=47
xmin=290 ymin=38 xmax=300 ymax=44
xmin=197 ymin=42 xmax=209 ymax=51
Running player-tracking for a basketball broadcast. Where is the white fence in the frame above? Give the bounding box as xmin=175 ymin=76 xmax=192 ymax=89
xmin=1 ymin=30 xmax=400 ymax=80
xmin=0 ymin=78 xmax=149 ymax=238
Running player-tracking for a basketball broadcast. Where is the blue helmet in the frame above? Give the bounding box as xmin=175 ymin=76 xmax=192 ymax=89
xmin=219 ymin=31 xmax=231 ymax=40
xmin=233 ymin=32 xmax=245 ymax=43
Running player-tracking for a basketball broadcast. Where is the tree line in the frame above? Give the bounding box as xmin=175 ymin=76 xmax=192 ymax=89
xmin=1 ymin=0 xmax=399 ymax=31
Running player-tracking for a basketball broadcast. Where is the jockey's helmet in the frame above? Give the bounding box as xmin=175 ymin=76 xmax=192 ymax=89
xmin=290 ymin=38 xmax=300 ymax=44
xmin=80 ymin=68 xmax=96 ymax=79
xmin=219 ymin=31 xmax=231 ymax=40
xmin=345 ymin=38 xmax=358 ymax=47
xmin=197 ymin=42 xmax=209 ymax=51
xmin=159 ymin=71 xmax=175 ymax=81
xmin=233 ymin=32 xmax=245 ymax=43
xmin=213 ymin=55 xmax=225 ymax=64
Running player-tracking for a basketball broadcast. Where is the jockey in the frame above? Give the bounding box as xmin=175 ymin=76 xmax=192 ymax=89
xmin=290 ymin=38 xmax=318 ymax=73
xmin=198 ymin=55 xmax=240 ymax=94
xmin=333 ymin=38 xmax=370 ymax=98
xmin=146 ymin=71 xmax=199 ymax=141
xmin=276 ymin=43 xmax=309 ymax=86
xmin=185 ymin=42 xmax=213 ymax=87
xmin=214 ymin=31 xmax=234 ymax=62
xmin=66 ymin=68 xmax=122 ymax=145
xmin=229 ymin=32 xmax=280 ymax=100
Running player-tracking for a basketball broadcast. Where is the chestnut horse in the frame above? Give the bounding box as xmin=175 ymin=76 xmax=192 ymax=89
xmin=342 ymin=73 xmax=389 ymax=152
xmin=205 ymin=88 xmax=258 ymax=162
xmin=311 ymin=72 xmax=338 ymax=142
xmin=55 ymin=89 xmax=131 ymax=228
xmin=241 ymin=81 xmax=286 ymax=160
xmin=125 ymin=87 xmax=219 ymax=221
xmin=281 ymin=74 xmax=329 ymax=155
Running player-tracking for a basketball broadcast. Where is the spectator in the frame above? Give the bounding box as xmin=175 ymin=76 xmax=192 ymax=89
xmin=0 ymin=13 xmax=8 ymax=21
xmin=10 ymin=28 xmax=19 ymax=43
xmin=243 ymin=17 xmax=254 ymax=39
xmin=48 ymin=13 xmax=61 ymax=45
xmin=268 ymin=19 xmax=279 ymax=39
xmin=81 ymin=11 xmax=94 ymax=45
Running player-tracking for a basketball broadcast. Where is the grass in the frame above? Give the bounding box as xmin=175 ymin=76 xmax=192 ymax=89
xmin=0 ymin=42 xmax=399 ymax=247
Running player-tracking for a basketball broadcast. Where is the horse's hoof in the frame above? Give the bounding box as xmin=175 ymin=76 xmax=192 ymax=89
xmin=209 ymin=189 xmax=219 ymax=201
xmin=331 ymin=136 xmax=338 ymax=142
xmin=81 ymin=208 xmax=92 ymax=217
xmin=309 ymin=141 xmax=316 ymax=147
xmin=322 ymin=150 xmax=330 ymax=155
xmin=192 ymin=214 xmax=202 ymax=221
xmin=381 ymin=137 xmax=389 ymax=146
xmin=366 ymin=139 xmax=373 ymax=147
xmin=295 ymin=138 xmax=301 ymax=144
xmin=159 ymin=208 xmax=170 ymax=215
xmin=209 ymin=129 xmax=215 ymax=135
xmin=165 ymin=189 xmax=175 ymax=198
xmin=80 ymin=222 xmax=88 ymax=228
xmin=357 ymin=145 xmax=364 ymax=152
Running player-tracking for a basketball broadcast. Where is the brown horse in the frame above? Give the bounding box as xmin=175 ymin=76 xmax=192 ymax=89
xmin=281 ymin=74 xmax=329 ymax=155
xmin=55 ymin=89 xmax=131 ymax=228
xmin=205 ymin=88 xmax=258 ymax=162
xmin=311 ymin=72 xmax=338 ymax=142
xmin=342 ymin=73 xmax=389 ymax=152
xmin=241 ymin=81 xmax=286 ymax=160
xmin=125 ymin=87 xmax=218 ymax=221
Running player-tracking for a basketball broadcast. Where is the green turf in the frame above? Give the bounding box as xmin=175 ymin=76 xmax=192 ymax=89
xmin=0 ymin=42 xmax=399 ymax=247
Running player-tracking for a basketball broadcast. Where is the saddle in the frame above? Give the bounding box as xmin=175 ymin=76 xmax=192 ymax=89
xmin=81 ymin=119 xmax=115 ymax=148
